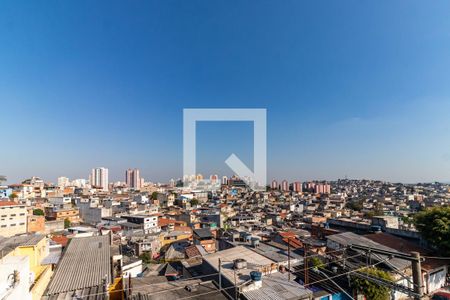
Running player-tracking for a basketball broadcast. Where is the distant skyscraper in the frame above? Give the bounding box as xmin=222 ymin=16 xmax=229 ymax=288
xmin=222 ymin=176 xmax=228 ymax=185
xmin=271 ymin=180 xmax=278 ymax=190
xmin=125 ymin=169 xmax=141 ymax=189
xmin=314 ymin=183 xmax=331 ymax=194
xmin=293 ymin=181 xmax=302 ymax=193
xmin=72 ymin=178 xmax=87 ymax=188
xmin=281 ymin=180 xmax=289 ymax=192
xmin=210 ymin=174 xmax=218 ymax=184
xmin=90 ymin=167 xmax=109 ymax=191
xmin=57 ymin=176 xmax=69 ymax=188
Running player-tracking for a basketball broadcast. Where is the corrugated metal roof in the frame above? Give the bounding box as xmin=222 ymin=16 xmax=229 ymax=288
xmin=42 ymin=284 xmax=106 ymax=300
xmin=45 ymin=235 xmax=112 ymax=295
xmin=0 ymin=234 xmax=45 ymax=258
xmin=242 ymin=273 xmax=312 ymax=300
xmin=41 ymin=252 xmax=61 ymax=265
xmin=327 ymin=232 xmax=411 ymax=270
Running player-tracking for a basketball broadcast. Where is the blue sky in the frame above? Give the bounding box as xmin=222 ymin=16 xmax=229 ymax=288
xmin=1 ymin=1 xmax=450 ymax=184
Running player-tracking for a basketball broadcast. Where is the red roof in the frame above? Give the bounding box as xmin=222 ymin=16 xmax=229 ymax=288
xmin=279 ymin=231 xmax=296 ymax=238
xmin=0 ymin=201 xmax=19 ymax=207
xmin=282 ymin=237 xmax=303 ymax=249
xmin=174 ymin=226 xmax=192 ymax=233
xmin=51 ymin=235 xmax=69 ymax=247
xmin=159 ymin=218 xmax=186 ymax=227
xmin=185 ymin=245 xmax=202 ymax=258
xmin=365 ymin=233 xmax=450 ymax=271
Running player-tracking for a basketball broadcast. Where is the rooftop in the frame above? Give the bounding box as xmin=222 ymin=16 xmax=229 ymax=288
xmin=0 ymin=234 xmax=45 ymax=258
xmin=193 ymin=228 xmax=213 ymax=239
xmin=130 ymin=278 xmax=227 ymax=300
xmin=45 ymin=235 xmax=112 ymax=295
xmin=203 ymin=246 xmax=311 ymax=300
xmin=203 ymin=246 xmax=276 ymax=285
xmin=242 ymin=272 xmax=312 ymax=300
xmin=327 ymin=232 xmax=411 ymax=270
xmin=0 ymin=201 xmax=23 ymax=207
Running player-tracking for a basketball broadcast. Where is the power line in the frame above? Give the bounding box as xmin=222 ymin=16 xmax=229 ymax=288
xmin=57 ymin=255 xmax=388 ymax=300
xmin=305 ymin=258 xmax=389 ymax=287
xmin=296 ymin=253 xmax=363 ymax=274
xmin=61 ymin=271 xmax=221 ymax=299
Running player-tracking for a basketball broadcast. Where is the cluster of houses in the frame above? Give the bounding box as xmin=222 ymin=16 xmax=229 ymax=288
xmin=0 ymin=177 xmax=449 ymax=299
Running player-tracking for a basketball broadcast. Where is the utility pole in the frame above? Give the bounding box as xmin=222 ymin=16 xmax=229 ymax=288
xmin=234 ymin=266 xmax=238 ymax=300
xmin=304 ymin=244 xmax=309 ymax=285
xmin=288 ymin=237 xmax=291 ymax=281
xmin=218 ymin=258 xmax=222 ymax=291
xmin=348 ymin=244 xmax=424 ymax=299
xmin=411 ymin=252 xmax=423 ymax=300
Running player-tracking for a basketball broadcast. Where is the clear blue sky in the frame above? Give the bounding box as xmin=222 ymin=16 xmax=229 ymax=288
xmin=1 ymin=1 xmax=450 ymax=184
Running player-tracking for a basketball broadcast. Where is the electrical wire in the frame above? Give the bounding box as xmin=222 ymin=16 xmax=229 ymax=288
xmin=50 ymin=246 xmax=373 ymax=299
xmin=59 ymin=271 xmax=220 ymax=299
xmin=305 ymin=258 xmax=389 ymax=287
xmin=74 ymin=251 xmax=359 ymax=299
xmin=295 ymin=253 xmax=363 ymax=274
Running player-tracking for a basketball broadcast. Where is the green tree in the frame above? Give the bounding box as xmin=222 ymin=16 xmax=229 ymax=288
xmin=309 ymin=256 xmax=325 ymax=269
xmin=9 ymin=193 xmax=18 ymax=200
xmin=346 ymin=200 xmax=363 ymax=211
xmin=151 ymin=191 xmax=158 ymax=200
xmin=401 ymin=215 xmax=413 ymax=225
xmin=414 ymin=206 xmax=450 ymax=255
xmin=64 ymin=218 xmax=71 ymax=229
xmin=33 ymin=208 xmax=44 ymax=216
xmin=190 ymin=198 xmax=199 ymax=206
xmin=351 ymin=267 xmax=393 ymax=300
xmin=139 ymin=252 xmax=151 ymax=264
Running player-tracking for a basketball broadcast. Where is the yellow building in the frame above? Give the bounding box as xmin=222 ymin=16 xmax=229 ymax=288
xmin=0 ymin=234 xmax=53 ymax=300
xmin=159 ymin=229 xmax=192 ymax=248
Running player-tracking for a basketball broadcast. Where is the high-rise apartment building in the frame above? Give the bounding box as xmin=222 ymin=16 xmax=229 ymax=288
xmin=222 ymin=176 xmax=228 ymax=185
xmin=281 ymin=180 xmax=289 ymax=191
xmin=57 ymin=176 xmax=69 ymax=188
xmin=125 ymin=169 xmax=141 ymax=189
xmin=271 ymin=180 xmax=278 ymax=189
xmin=315 ymin=183 xmax=331 ymax=194
xmin=210 ymin=174 xmax=218 ymax=184
xmin=90 ymin=167 xmax=109 ymax=191
xmin=293 ymin=181 xmax=303 ymax=193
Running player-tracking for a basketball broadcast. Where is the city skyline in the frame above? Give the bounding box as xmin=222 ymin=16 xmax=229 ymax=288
xmin=1 ymin=2 xmax=450 ymax=298
xmin=2 ymin=1 xmax=450 ymax=184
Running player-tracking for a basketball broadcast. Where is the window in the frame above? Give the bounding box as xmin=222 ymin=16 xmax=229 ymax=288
xmin=0 ymin=225 xmax=6 ymax=228
xmin=19 ymin=213 xmax=25 ymax=216
xmin=19 ymin=222 xmax=25 ymax=225
xmin=10 ymin=223 xmax=16 ymax=226
xmin=10 ymin=214 xmax=16 ymax=216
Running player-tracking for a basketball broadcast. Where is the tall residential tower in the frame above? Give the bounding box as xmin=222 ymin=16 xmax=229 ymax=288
xmin=125 ymin=169 xmax=141 ymax=189
xmin=90 ymin=167 xmax=109 ymax=191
